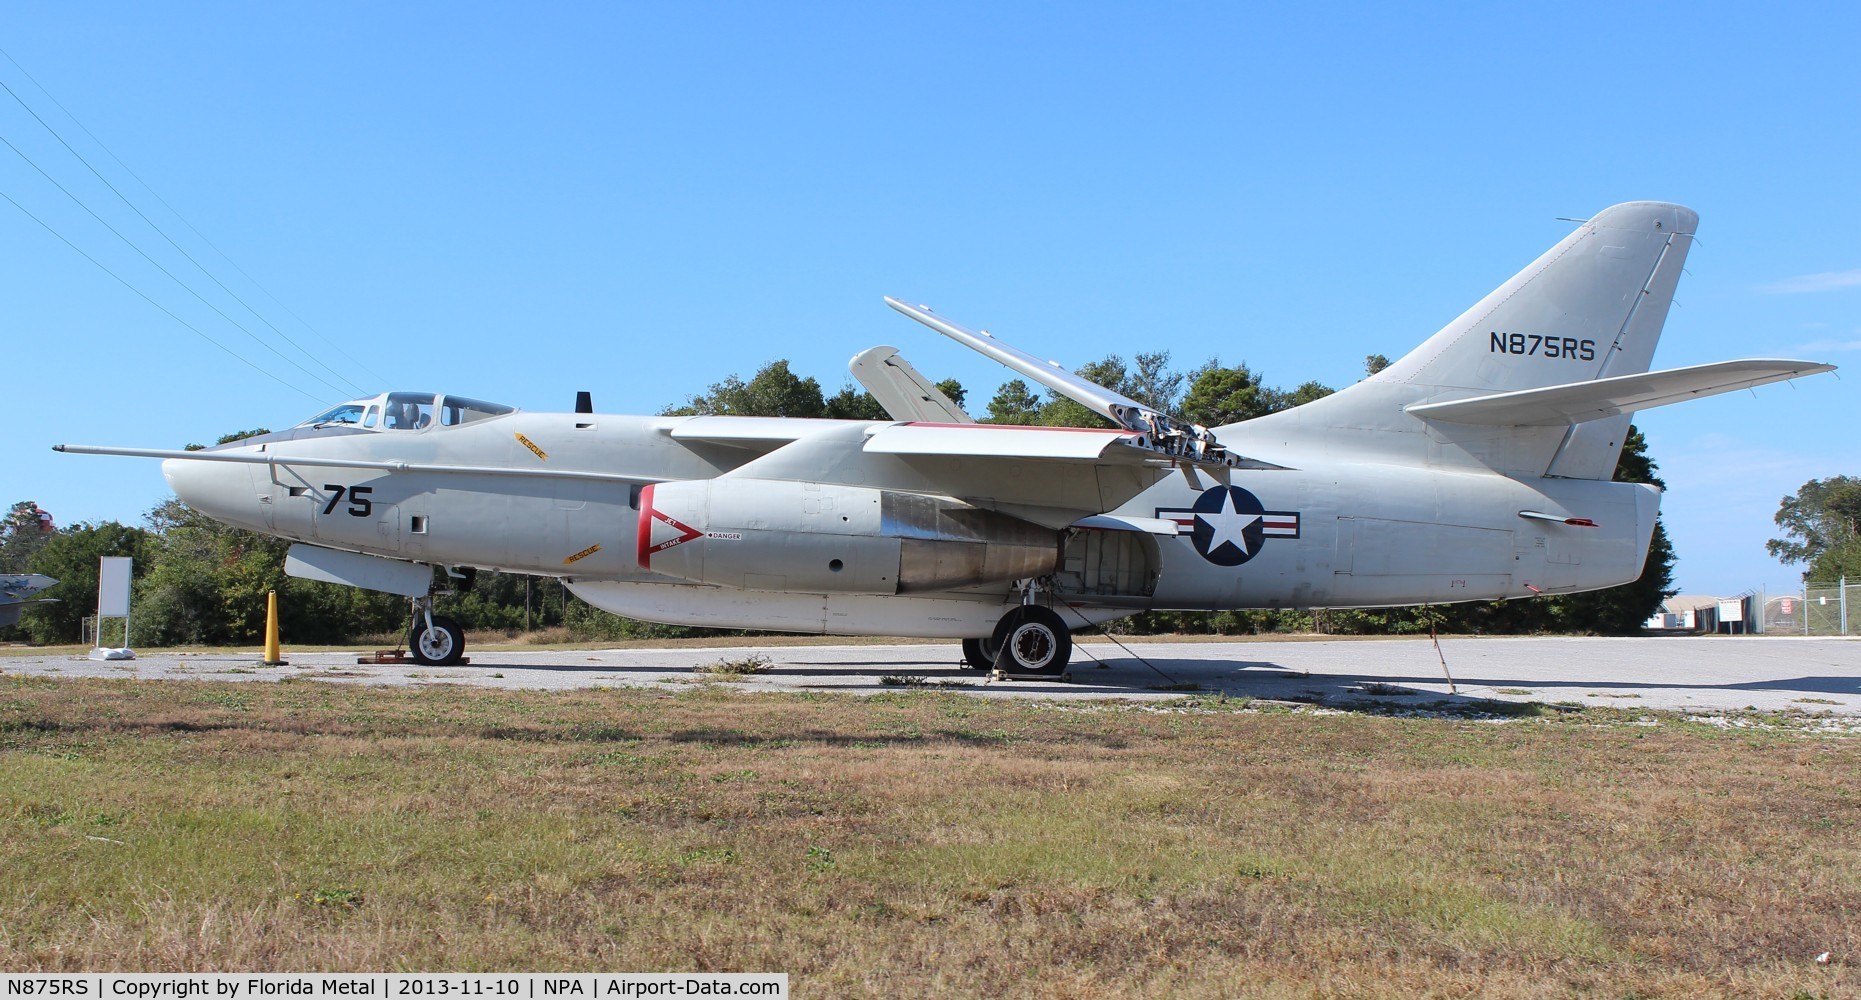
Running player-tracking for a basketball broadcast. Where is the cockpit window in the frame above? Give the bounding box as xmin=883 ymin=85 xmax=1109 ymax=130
xmin=297 ymin=392 xmax=516 ymax=433
xmin=301 ymin=402 xmax=367 ymax=428
xmin=383 ymin=392 xmax=436 ymax=430
xmin=440 ymin=396 xmax=516 ymax=426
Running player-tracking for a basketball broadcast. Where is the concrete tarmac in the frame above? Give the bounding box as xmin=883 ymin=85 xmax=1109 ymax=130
xmin=4 ymin=635 xmax=1860 ymax=717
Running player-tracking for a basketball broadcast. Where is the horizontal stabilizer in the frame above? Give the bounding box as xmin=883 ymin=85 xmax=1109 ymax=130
xmin=848 ymin=346 xmax=972 ymax=423
xmin=1404 ymin=359 xmax=1835 ymax=426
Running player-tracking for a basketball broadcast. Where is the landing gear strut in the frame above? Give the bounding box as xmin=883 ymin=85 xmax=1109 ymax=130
xmin=408 ymin=594 xmax=465 ymax=666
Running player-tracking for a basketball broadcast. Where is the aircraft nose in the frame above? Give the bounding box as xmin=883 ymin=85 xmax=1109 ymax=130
xmin=162 ymin=458 xmax=265 ymax=530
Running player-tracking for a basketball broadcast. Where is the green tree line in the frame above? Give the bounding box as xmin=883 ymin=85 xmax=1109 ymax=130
xmin=1768 ymin=475 xmax=1861 ymax=582
xmin=3 ymin=351 xmax=1682 ymax=646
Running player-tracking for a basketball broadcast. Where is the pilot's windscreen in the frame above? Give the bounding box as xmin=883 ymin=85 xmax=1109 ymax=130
xmin=302 ymin=402 xmax=366 ymax=427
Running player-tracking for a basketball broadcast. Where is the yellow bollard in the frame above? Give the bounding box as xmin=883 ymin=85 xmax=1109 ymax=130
xmin=263 ymin=589 xmax=288 ymax=666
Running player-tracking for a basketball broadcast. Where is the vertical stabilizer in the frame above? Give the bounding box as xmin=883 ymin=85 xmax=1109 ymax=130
xmin=1376 ymin=202 xmax=1695 ymax=395
xmin=1240 ymin=202 xmax=1696 ymax=479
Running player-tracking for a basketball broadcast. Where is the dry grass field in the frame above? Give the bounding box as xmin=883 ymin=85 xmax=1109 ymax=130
xmin=1 ymin=674 xmax=1856 ymax=998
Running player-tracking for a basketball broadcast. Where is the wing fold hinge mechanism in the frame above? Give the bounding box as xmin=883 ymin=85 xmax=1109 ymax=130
xmin=883 ymin=296 xmax=1270 ymax=470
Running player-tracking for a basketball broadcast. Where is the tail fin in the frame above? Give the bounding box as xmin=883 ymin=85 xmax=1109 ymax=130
xmin=1376 ymin=201 xmax=1695 ymax=395
xmin=1243 ymin=202 xmax=1697 ymax=479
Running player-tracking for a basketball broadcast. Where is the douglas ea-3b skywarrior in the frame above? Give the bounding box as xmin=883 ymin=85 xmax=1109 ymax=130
xmin=59 ymin=203 xmax=1834 ymax=672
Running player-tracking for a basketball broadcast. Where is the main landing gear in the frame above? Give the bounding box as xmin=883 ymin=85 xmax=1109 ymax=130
xmin=990 ymin=605 xmax=1072 ymax=675
xmin=408 ymin=593 xmax=465 ymax=666
xmin=964 ymin=582 xmax=1074 ymax=676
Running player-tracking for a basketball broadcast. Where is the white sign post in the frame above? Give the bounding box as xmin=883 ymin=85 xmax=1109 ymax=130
xmin=88 ymin=556 xmax=135 ymax=660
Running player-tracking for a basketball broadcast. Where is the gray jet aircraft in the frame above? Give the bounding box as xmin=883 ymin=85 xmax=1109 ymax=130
xmin=58 ymin=203 xmax=1834 ymax=671
xmin=0 ymin=574 xmax=59 ymax=628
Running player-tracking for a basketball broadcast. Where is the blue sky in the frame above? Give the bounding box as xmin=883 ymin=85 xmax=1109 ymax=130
xmin=3 ymin=2 xmax=1855 ymax=599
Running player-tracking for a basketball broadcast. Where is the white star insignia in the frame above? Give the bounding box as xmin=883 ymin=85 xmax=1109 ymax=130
xmin=1197 ymin=490 xmax=1261 ymax=557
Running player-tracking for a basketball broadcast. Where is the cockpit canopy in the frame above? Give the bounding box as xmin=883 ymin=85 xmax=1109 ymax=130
xmin=298 ymin=392 xmax=516 ymax=432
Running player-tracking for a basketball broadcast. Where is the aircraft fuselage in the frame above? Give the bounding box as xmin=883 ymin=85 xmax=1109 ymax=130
xmin=162 ymin=409 xmax=1657 ymax=638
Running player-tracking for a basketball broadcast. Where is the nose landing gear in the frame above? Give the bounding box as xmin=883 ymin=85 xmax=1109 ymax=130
xmin=408 ymin=593 xmax=465 ymax=666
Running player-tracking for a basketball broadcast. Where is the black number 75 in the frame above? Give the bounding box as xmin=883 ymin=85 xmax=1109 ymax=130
xmin=322 ymin=484 xmax=374 ymax=517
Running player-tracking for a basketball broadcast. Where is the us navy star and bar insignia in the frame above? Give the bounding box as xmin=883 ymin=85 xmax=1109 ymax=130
xmin=1156 ymin=485 xmax=1300 ymax=567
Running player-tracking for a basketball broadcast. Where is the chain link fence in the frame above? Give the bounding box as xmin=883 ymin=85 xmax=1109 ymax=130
xmin=79 ymin=615 xmax=129 ymax=648
xmin=1800 ymin=580 xmax=1858 ymax=636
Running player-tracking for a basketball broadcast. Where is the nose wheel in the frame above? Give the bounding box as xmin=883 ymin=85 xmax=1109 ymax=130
xmin=410 ymin=615 xmax=464 ymax=666
xmin=408 ymin=595 xmax=465 ymax=666
xmin=988 ymin=605 xmax=1072 ymax=676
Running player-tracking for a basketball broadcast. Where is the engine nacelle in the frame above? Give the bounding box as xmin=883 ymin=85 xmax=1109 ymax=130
xmin=637 ymin=478 xmax=1060 ymax=595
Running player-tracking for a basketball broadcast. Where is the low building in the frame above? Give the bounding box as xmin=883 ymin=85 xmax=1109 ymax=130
xmin=1645 ymin=594 xmax=1723 ymax=632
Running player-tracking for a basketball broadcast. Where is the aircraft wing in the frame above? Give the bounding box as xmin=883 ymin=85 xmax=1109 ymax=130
xmin=0 ymin=575 xmax=59 ymax=629
xmin=863 ymin=422 xmax=1155 ymax=461
xmin=884 ymin=297 xmax=1249 ymax=468
xmin=884 ymin=298 xmax=1144 ymax=420
xmin=848 ymin=346 xmax=973 ymax=423
xmin=1 ymin=574 xmax=58 ymax=600
xmin=866 ymin=422 xmax=1248 ymax=525
xmin=1404 ymin=359 xmax=1836 ymax=426
xmin=702 ymin=420 xmax=1181 ymax=528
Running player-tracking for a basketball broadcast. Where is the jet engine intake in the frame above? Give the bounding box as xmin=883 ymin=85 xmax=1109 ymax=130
xmin=637 ymin=479 xmax=1059 ymax=595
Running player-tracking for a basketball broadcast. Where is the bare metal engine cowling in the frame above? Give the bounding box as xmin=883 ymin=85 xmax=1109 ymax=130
xmin=636 ymin=478 xmax=1060 ymax=594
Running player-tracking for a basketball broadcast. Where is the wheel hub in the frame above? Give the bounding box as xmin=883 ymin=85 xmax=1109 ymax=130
xmin=418 ymin=627 xmax=454 ymax=660
xmin=1009 ymin=623 xmax=1055 ymax=670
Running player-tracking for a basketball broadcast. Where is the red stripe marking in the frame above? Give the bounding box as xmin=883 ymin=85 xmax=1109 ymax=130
xmin=635 ymin=485 xmax=703 ymax=568
xmin=636 ymin=484 xmax=655 ymax=568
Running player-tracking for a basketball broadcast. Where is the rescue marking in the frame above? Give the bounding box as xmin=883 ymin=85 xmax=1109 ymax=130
xmin=515 ymin=432 xmax=549 ymax=460
xmin=563 ymin=543 xmax=602 ymax=565
xmin=1156 ymin=485 xmax=1300 ymax=567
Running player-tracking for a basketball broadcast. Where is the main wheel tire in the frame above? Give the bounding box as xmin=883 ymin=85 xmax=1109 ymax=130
xmin=990 ymin=606 xmax=1072 ymax=675
xmin=960 ymin=636 xmax=1000 ymax=671
xmin=410 ymin=614 xmax=465 ymax=666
